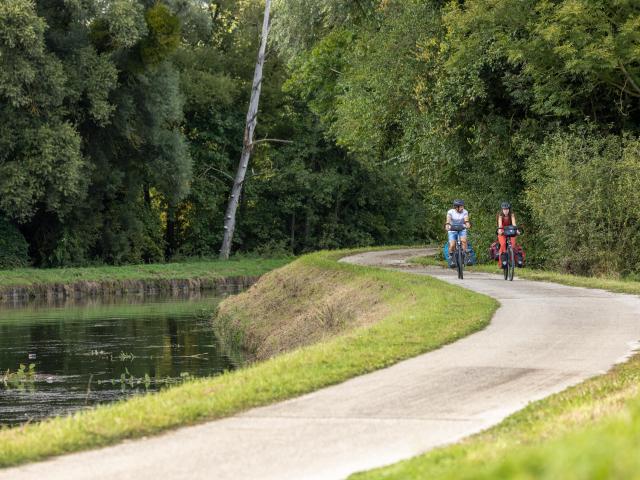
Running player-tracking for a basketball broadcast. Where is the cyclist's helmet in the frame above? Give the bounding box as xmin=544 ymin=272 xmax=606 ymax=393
xmin=500 ymin=202 xmax=511 ymax=209
xmin=453 ymin=199 xmax=464 ymax=207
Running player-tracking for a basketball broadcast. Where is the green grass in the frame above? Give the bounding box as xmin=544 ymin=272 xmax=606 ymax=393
xmin=0 ymin=248 xmax=497 ymax=468
xmin=410 ymin=255 xmax=443 ymax=267
xmin=351 ymin=255 xmax=640 ymax=479
xmin=0 ymin=257 xmax=291 ymax=289
xmin=501 ymin=268 xmax=640 ymax=295
xmin=411 ymin=254 xmax=640 ymax=295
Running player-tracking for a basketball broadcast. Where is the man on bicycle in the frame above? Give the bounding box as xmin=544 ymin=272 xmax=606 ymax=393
xmin=445 ymin=199 xmax=471 ymax=267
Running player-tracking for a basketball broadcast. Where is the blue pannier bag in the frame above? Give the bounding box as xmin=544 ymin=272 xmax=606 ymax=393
xmin=443 ymin=241 xmax=477 ymax=266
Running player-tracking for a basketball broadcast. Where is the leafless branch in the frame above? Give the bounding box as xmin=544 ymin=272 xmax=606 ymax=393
xmin=197 ymin=165 xmax=234 ymax=181
xmin=618 ymin=61 xmax=640 ymax=96
xmin=608 ymin=79 xmax=640 ymax=98
xmin=251 ymin=138 xmax=295 ymax=146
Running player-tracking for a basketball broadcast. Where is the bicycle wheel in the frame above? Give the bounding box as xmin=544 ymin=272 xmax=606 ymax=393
xmin=508 ymin=247 xmax=515 ymax=281
xmin=503 ymin=248 xmax=508 ymax=280
xmin=457 ymin=246 xmax=464 ymax=279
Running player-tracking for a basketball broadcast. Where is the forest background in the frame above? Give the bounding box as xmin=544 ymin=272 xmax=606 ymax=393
xmin=1 ymin=0 xmax=639 ymax=277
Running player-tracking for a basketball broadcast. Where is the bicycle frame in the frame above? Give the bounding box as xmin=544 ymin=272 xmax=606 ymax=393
xmin=500 ymin=225 xmax=520 ymax=281
xmin=448 ymin=224 xmax=466 ymax=279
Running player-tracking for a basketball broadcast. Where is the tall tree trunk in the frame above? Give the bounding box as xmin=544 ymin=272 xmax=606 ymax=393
xmin=219 ymin=0 xmax=271 ymax=260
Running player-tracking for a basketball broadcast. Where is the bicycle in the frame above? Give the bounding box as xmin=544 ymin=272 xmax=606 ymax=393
xmin=498 ymin=225 xmax=522 ymax=281
xmin=447 ymin=224 xmax=468 ymax=279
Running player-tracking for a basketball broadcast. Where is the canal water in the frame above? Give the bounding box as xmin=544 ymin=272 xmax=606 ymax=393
xmin=0 ymin=291 xmax=237 ymax=427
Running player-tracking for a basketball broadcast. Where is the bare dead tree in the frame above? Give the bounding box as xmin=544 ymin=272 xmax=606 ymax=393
xmin=219 ymin=0 xmax=272 ymax=260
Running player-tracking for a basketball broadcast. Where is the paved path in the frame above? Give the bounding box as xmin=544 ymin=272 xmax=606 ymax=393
xmin=2 ymin=248 xmax=640 ymax=480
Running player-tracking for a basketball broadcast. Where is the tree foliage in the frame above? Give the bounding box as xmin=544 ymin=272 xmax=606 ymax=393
xmin=2 ymin=0 xmax=637 ymax=274
xmin=0 ymin=0 xmax=193 ymax=265
xmin=274 ymin=0 xmax=640 ymax=274
xmin=526 ymin=130 xmax=640 ymax=275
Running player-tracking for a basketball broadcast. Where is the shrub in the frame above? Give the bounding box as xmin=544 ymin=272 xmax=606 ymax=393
xmin=525 ymin=129 xmax=640 ymax=276
xmin=0 ymin=218 xmax=29 ymax=268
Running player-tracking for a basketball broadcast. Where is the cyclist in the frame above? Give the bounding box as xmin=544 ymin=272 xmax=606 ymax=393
xmin=445 ymin=199 xmax=470 ymax=267
xmin=497 ymin=201 xmax=518 ymax=267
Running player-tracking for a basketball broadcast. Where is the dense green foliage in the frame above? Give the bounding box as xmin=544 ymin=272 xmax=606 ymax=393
xmin=2 ymin=0 xmax=639 ymax=274
xmin=526 ymin=131 xmax=640 ymax=274
xmin=0 ymin=218 xmax=29 ymax=269
xmin=0 ymin=0 xmax=424 ymax=267
xmin=273 ymin=0 xmax=640 ymax=275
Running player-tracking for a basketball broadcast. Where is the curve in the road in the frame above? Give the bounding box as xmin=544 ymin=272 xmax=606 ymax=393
xmin=2 ymin=248 xmax=639 ymax=480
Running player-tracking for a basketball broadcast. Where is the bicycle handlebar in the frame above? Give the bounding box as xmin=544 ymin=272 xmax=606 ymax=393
xmin=497 ymin=225 xmax=523 ymax=236
xmin=445 ymin=223 xmax=471 ymax=232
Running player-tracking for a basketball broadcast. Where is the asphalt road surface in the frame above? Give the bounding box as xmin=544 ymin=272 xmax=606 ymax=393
xmin=2 ymin=248 xmax=639 ymax=480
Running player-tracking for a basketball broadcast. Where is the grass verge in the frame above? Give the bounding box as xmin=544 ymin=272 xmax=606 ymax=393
xmin=411 ymin=254 xmax=640 ymax=295
xmin=0 ymin=248 xmax=496 ymax=468
xmin=214 ymin=250 xmax=398 ymax=362
xmin=352 ymin=255 xmax=640 ymax=479
xmin=0 ymin=257 xmax=292 ymax=289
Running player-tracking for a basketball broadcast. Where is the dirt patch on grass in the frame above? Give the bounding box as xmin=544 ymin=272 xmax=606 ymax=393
xmin=214 ymin=259 xmax=394 ymax=362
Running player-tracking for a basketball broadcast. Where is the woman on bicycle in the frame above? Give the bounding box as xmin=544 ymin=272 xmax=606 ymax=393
xmin=446 ymin=199 xmax=470 ymax=267
xmin=497 ymin=202 xmax=518 ymax=267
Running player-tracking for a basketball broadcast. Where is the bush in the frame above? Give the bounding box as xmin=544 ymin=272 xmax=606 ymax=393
xmin=525 ymin=129 xmax=640 ymax=276
xmin=0 ymin=218 xmax=29 ymax=268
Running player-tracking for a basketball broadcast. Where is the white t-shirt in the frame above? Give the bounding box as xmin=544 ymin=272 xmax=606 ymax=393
xmin=447 ymin=208 xmax=468 ymax=227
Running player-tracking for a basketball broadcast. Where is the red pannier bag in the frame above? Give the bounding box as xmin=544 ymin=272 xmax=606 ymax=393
xmin=514 ymin=244 xmax=526 ymax=267
xmin=488 ymin=241 xmax=500 ymax=261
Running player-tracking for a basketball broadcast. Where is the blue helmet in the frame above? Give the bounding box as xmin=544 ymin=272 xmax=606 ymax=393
xmin=453 ymin=199 xmax=464 ymax=207
xmin=501 ymin=202 xmax=511 ymax=209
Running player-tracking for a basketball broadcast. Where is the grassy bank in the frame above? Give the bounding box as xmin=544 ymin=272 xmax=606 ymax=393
xmin=350 ymin=255 xmax=640 ymax=479
xmin=0 ymin=257 xmax=291 ymax=289
xmin=0 ymin=256 xmax=293 ymax=302
xmin=411 ymin=254 xmax=640 ymax=295
xmin=0 ymin=249 xmax=496 ymax=468
xmin=214 ymin=251 xmax=395 ymax=362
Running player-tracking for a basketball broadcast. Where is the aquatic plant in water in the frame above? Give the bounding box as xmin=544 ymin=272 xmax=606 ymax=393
xmin=2 ymin=364 xmax=36 ymax=388
xmin=86 ymin=350 xmax=137 ymax=362
xmin=96 ymin=368 xmax=192 ymax=391
xmin=87 ymin=350 xmax=109 ymax=357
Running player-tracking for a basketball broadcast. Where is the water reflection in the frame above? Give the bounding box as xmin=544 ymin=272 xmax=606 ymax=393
xmin=0 ymin=290 xmax=237 ymax=426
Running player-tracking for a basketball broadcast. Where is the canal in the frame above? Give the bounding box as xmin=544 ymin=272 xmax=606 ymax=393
xmin=0 ymin=291 xmax=237 ymax=426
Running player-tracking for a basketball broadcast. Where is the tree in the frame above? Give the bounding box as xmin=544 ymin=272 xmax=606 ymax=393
xmin=219 ymin=0 xmax=271 ymax=260
xmin=271 ymin=0 xmax=377 ymax=60
xmin=0 ymin=0 xmax=94 ymax=223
